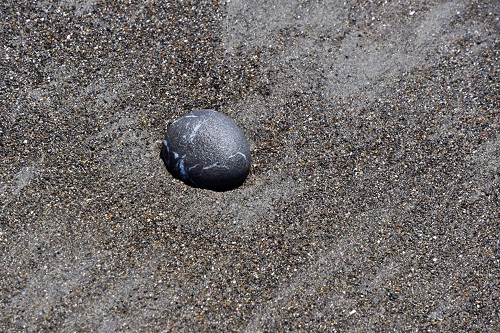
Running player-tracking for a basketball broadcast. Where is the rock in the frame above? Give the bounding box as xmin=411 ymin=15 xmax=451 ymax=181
xmin=161 ymin=109 xmax=251 ymax=191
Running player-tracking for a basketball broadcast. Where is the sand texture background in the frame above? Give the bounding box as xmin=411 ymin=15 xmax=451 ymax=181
xmin=1 ymin=0 xmax=499 ymax=331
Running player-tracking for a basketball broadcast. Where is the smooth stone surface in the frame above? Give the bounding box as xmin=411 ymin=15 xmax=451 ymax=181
xmin=161 ymin=109 xmax=251 ymax=191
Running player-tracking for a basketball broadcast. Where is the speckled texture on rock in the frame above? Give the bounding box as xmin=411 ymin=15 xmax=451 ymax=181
xmin=161 ymin=109 xmax=250 ymax=191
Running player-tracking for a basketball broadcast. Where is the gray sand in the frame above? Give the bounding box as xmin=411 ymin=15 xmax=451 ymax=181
xmin=1 ymin=0 xmax=498 ymax=332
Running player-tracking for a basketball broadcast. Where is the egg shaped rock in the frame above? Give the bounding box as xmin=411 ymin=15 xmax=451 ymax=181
xmin=161 ymin=109 xmax=251 ymax=191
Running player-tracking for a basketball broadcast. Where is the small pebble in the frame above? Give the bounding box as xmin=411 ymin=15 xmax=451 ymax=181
xmin=161 ymin=109 xmax=251 ymax=191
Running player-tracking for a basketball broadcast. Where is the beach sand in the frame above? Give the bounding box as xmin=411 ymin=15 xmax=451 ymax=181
xmin=1 ymin=0 xmax=498 ymax=331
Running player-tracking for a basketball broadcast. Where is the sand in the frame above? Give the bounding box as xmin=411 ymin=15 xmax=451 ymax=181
xmin=1 ymin=0 xmax=498 ymax=331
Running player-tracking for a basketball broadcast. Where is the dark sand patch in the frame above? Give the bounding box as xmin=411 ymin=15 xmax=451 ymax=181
xmin=1 ymin=0 xmax=498 ymax=331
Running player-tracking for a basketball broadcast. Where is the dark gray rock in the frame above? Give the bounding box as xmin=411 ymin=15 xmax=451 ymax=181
xmin=161 ymin=109 xmax=251 ymax=191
